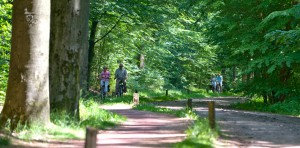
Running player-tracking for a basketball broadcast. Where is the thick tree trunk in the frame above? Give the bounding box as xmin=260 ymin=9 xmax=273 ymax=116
xmin=50 ymin=0 xmax=89 ymax=120
xmin=0 ymin=0 xmax=50 ymax=130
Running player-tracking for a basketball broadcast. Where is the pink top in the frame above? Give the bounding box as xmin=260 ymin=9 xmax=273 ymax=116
xmin=100 ymin=70 xmax=110 ymax=81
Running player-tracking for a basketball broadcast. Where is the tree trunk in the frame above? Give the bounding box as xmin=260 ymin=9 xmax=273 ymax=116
xmin=87 ymin=20 xmax=98 ymax=90
xmin=0 ymin=0 xmax=50 ymax=130
xmin=50 ymin=0 xmax=89 ymax=120
xmin=139 ymin=54 xmax=145 ymax=69
xmin=79 ymin=1 xmax=90 ymax=96
xmin=232 ymin=66 xmax=236 ymax=82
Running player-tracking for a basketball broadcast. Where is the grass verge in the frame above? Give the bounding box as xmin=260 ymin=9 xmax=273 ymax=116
xmin=1 ymin=96 xmax=126 ymax=143
xmin=229 ymin=97 xmax=300 ymax=117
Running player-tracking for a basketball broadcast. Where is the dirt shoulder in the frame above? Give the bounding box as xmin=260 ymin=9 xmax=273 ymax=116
xmin=154 ymin=97 xmax=300 ymax=148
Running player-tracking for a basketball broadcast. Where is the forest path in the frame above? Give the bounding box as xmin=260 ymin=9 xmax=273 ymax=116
xmin=3 ymin=104 xmax=191 ymax=148
xmin=97 ymin=104 xmax=192 ymax=148
xmin=154 ymin=97 xmax=300 ymax=148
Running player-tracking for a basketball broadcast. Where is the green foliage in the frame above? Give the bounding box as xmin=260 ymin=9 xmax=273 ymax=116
xmin=134 ymin=103 xmax=198 ymax=119
xmin=0 ymin=136 xmax=10 ymax=146
xmin=258 ymin=4 xmax=300 ymax=32
xmin=174 ymin=119 xmax=217 ymax=148
xmin=2 ymin=96 xmax=126 ymax=141
xmin=88 ymin=0 xmax=216 ymax=91
xmin=79 ymin=99 xmax=126 ymax=129
xmin=0 ymin=0 xmax=12 ymax=101
xmin=198 ymin=0 xmax=300 ymax=103
xmin=230 ymin=97 xmax=300 ymax=116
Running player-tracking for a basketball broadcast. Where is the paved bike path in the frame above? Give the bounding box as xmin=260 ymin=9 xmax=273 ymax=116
xmin=98 ymin=104 xmax=192 ymax=148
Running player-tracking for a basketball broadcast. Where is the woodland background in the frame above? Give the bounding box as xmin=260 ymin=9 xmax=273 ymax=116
xmin=0 ymin=0 xmax=300 ymax=127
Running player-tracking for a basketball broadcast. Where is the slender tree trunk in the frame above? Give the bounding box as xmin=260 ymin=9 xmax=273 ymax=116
xmin=0 ymin=0 xmax=50 ymax=130
xmin=87 ymin=20 xmax=98 ymax=90
xmin=50 ymin=0 xmax=89 ymax=120
xmin=139 ymin=54 xmax=145 ymax=69
xmin=79 ymin=1 xmax=90 ymax=96
xmin=232 ymin=66 xmax=237 ymax=82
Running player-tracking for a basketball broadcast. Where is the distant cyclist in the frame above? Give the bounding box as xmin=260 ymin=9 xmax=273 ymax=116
xmin=210 ymin=74 xmax=217 ymax=92
xmin=98 ymin=66 xmax=110 ymax=95
xmin=114 ymin=63 xmax=127 ymax=94
xmin=216 ymin=73 xmax=223 ymax=92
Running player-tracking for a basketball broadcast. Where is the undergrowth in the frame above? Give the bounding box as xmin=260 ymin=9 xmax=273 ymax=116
xmin=3 ymin=97 xmax=126 ymax=142
xmin=174 ymin=119 xmax=218 ymax=148
xmin=230 ymin=97 xmax=300 ymax=117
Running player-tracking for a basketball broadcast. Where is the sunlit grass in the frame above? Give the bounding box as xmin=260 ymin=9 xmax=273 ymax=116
xmin=131 ymin=88 xmax=237 ymax=103
xmin=133 ymin=103 xmax=198 ymax=119
xmin=174 ymin=119 xmax=218 ymax=148
xmin=230 ymin=97 xmax=300 ymax=116
xmin=3 ymin=96 xmax=126 ymax=142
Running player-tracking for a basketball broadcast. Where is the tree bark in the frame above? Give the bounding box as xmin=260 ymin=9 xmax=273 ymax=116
xmin=50 ymin=0 xmax=89 ymax=120
xmin=87 ymin=20 xmax=98 ymax=90
xmin=232 ymin=66 xmax=237 ymax=82
xmin=79 ymin=1 xmax=90 ymax=96
xmin=0 ymin=0 xmax=50 ymax=130
xmin=139 ymin=54 xmax=145 ymax=69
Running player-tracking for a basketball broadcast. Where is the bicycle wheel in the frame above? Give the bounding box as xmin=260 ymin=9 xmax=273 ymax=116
xmin=216 ymin=84 xmax=221 ymax=93
xmin=100 ymin=85 xmax=105 ymax=100
xmin=118 ymin=84 xmax=123 ymax=97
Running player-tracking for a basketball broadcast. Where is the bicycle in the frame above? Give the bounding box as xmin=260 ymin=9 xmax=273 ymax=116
xmin=216 ymin=82 xmax=221 ymax=93
xmin=100 ymin=81 xmax=109 ymax=100
xmin=116 ymin=80 xmax=125 ymax=97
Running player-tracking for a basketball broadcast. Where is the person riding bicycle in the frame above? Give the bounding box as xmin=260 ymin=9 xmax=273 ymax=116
xmin=114 ymin=63 xmax=127 ymax=94
xmin=98 ymin=66 xmax=110 ymax=95
xmin=210 ymin=74 xmax=217 ymax=92
xmin=216 ymin=73 xmax=223 ymax=92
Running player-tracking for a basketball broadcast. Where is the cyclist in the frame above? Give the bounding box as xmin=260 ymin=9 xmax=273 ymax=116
xmin=114 ymin=63 xmax=127 ymax=95
xmin=98 ymin=66 xmax=110 ymax=95
xmin=210 ymin=74 xmax=217 ymax=92
xmin=216 ymin=73 xmax=223 ymax=92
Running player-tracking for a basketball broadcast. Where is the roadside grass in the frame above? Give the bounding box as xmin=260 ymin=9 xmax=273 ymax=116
xmin=136 ymin=88 xmax=238 ymax=103
xmin=174 ymin=119 xmax=218 ymax=148
xmin=1 ymin=95 xmax=126 ymax=143
xmin=229 ymin=97 xmax=300 ymax=117
xmin=133 ymin=103 xmax=198 ymax=119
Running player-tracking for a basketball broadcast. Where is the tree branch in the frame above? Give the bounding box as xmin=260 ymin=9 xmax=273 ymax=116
xmin=94 ymin=14 xmax=125 ymax=44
